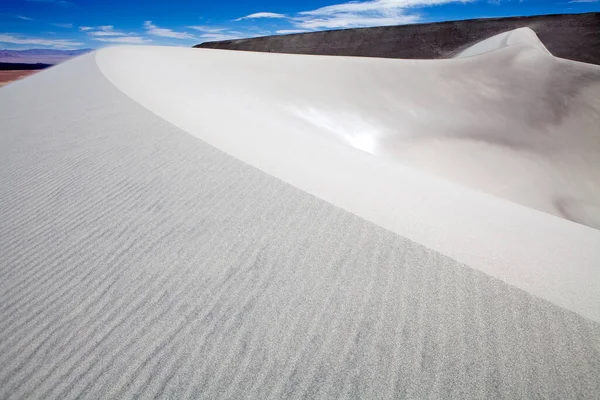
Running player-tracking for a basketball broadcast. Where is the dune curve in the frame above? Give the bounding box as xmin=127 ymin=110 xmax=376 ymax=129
xmin=96 ymin=31 xmax=600 ymax=321
xmin=1 ymin=29 xmax=599 ymax=398
xmin=98 ymin=33 xmax=600 ymax=228
xmin=454 ymin=27 xmax=551 ymax=58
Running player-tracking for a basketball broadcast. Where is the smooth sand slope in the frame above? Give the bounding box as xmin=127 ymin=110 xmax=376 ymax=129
xmin=100 ymin=28 xmax=600 ymax=230
xmin=1 ymin=30 xmax=600 ymax=398
xmin=454 ymin=27 xmax=551 ymax=58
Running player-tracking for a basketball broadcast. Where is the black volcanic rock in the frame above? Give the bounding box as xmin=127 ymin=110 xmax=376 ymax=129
xmin=194 ymin=13 xmax=600 ymax=65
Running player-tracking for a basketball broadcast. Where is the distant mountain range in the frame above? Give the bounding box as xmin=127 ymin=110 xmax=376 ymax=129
xmin=196 ymin=12 xmax=600 ymax=65
xmin=0 ymin=49 xmax=93 ymax=65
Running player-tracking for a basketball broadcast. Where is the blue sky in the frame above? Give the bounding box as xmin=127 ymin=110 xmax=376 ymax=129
xmin=1 ymin=0 xmax=598 ymax=49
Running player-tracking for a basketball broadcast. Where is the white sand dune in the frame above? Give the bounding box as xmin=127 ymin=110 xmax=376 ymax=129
xmin=1 ymin=30 xmax=599 ymax=398
xmin=98 ymin=28 xmax=600 ymax=229
xmin=455 ymin=27 xmax=551 ymax=58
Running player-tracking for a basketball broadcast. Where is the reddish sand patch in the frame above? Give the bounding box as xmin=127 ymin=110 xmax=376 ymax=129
xmin=0 ymin=70 xmax=38 ymax=86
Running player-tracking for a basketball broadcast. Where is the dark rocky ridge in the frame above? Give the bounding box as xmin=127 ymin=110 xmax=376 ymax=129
xmin=195 ymin=12 xmax=600 ymax=65
xmin=0 ymin=62 xmax=51 ymax=71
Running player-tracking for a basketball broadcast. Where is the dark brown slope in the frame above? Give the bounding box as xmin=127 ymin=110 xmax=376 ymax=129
xmin=195 ymin=12 xmax=600 ymax=65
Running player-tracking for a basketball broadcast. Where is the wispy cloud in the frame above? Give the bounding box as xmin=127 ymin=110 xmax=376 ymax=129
xmin=197 ymin=32 xmax=245 ymax=41
xmin=15 ymin=14 xmax=74 ymax=29
xmin=295 ymin=13 xmax=420 ymax=29
xmin=94 ymin=36 xmax=151 ymax=44
xmin=50 ymin=22 xmax=73 ymax=28
xmin=188 ymin=26 xmax=228 ymax=33
xmin=296 ymin=0 xmax=470 ymax=29
xmin=79 ymin=25 xmax=151 ymax=44
xmin=298 ymin=0 xmax=468 ymax=15
xmin=235 ymin=0 xmax=473 ymax=30
xmin=234 ymin=12 xmax=287 ymax=21
xmin=88 ymin=25 xmax=126 ymax=36
xmin=144 ymin=21 xmax=196 ymax=39
xmin=0 ymin=34 xmax=83 ymax=48
xmin=188 ymin=26 xmax=246 ymax=41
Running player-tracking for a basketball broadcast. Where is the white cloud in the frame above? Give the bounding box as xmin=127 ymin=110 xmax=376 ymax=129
xmin=237 ymin=0 xmax=472 ymax=31
xmin=88 ymin=26 xmax=126 ymax=36
xmin=50 ymin=23 xmax=73 ymax=28
xmin=16 ymin=15 xmax=73 ymax=29
xmin=295 ymin=0 xmax=471 ymax=29
xmin=144 ymin=21 xmax=196 ymax=39
xmin=0 ymin=34 xmax=83 ymax=48
xmin=299 ymin=0 xmax=465 ymax=15
xmin=81 ymin=25 xmax=152 ymax=44
xmin=295 ymin=13 xmax=420 ymax=29
xmin=197 ymin=32 xmax=245 ymax=42
xmin=188 ymin=25 xmax=271 ymax=43
xmin=187 ymin=26 xmax=228 ymax=33
xmin=94 ymin=36 xmax=151 ymax=44
xmin=187 ymin=26 xmax=248 ymax=41
xmin=234 ymin=12 xmax=287 ymax=21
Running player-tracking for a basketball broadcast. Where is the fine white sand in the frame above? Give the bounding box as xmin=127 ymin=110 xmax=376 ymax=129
xmin=97 ymin=33 xmax=600 ymax=323
xmin=1 ymin=30 xmax=599 ymax=399
xmin=455 ymin=27 xmax=551 ymax=58
xmin=98 ymin=29 xmax=600 ymax=228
